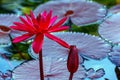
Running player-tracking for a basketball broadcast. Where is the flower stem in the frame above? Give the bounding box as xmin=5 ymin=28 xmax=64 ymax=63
xmin=67 ymin=45 xmax=79 ymax=80
xmin=68 ymin=18 xmax=72 ymax=31
xmin=39 ymin=49 xmax=44 ymax=80
xmin=69 ymin=72 xmax=74 ymax=80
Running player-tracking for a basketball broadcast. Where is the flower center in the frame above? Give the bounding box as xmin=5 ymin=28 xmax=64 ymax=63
xmin=64 ymin=10 xmax=74 ymax=16
xmin=0 ymin=25 xmax=10 ymax=32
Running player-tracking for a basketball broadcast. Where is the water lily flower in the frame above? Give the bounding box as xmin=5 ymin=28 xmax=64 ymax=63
xmin=11 ymin=10 xmax=70 ymax=53
xmin=29 ymin=32 xmax=111 ymax=62
xmin=99 ymin=12 xmax=120 ymax=66
xmin=34 ymin=0 xmax=107 ymax=26
xmin=0 ymin=14 xmax=20 ymax=47
xmin=12 ymin=57 xmax=86 ymax=80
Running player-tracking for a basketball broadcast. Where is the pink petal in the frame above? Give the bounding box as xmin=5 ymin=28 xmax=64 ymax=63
xmin=12 ymin=57 xmax=86 ymax=80
xmin=30 ymin=11 xmax=38 ymax=26
xmin=32 ymin=34 xmax=44 ymax=54
xmin=19 ymin=16 xmax=36 ymax=32
xmin=41 ymin=10 xmax=47 ymax=17
xmin=10 ymin=25 xmax=28 ymax=32
xmin=48 ymin=26 xmax=69 ymax=32
xmin=49 ymin=17 xmax=67 ymax=30
xmin=45 ymin=33 xmax=70 ymax=48
xmin=99 ymin=13 xmax=120 ymax=44
xmin=36 ymin=14 xmax=41 ymax=21
xmin=38 ymin=15 xmax=46 ymax=30
xmin=49 ymin=16 xmax=58 ymax=27
xmin=12 ymin=22 xmax=33 ymax=32
xmin=12 ymin=33 xmax=33 ymax=43
xmin=0 ymin=14 xmax=20 ymax=27
xmin=25 ymin=14 xmax=32 ymax=24
xmin=44 ymin=10 xmax=52 ymax=29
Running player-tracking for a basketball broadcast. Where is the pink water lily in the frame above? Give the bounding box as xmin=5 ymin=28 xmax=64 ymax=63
xmin=12 ymin=57 xmax=86 ymax=80
xmin=11 ymin=10 xmax=70 ymax=53
xmin=34 ymin=0 xmax=107 ymax=26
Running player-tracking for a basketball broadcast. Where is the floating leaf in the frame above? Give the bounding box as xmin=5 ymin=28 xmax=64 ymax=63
xmin=109 ymin=5 xmax=120 ymax=14
xmin=109 ymin=51 xmax=120 ymax=66
xmin=0 ymin=26 xmax=11 ymax=47
xmin=29 ymin=32 xmax=110 ymax=60
xmin=0 ymin=14 xmax=19 ymax=27
xmin=12 ymin=57 xmax=86 ymax=80
xmin=34 ymin=0 xmax=107 ymax=26
xmin=99 ymin=12 xmax=120 ymax=44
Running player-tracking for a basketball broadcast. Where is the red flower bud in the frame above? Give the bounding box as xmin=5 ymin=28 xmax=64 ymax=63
xmin=67 ymin=45 xmax=79 ymax=73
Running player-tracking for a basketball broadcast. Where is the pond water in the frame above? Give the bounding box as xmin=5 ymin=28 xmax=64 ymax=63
xmin=84 ymin=58 xmax=117 ymax=80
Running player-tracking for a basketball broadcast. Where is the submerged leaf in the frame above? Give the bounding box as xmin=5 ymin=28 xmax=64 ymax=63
xmin=86 ymin=68 xmax=105 ymax=79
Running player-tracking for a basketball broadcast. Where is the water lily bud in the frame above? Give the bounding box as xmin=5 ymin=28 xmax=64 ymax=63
xmin=67 ymin=45 xmax=79 ymax=73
